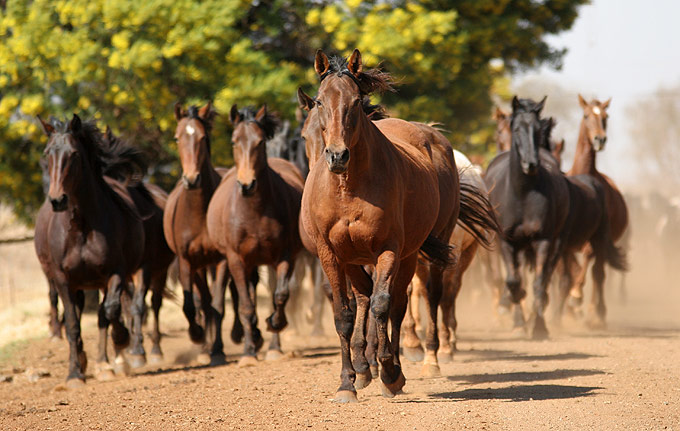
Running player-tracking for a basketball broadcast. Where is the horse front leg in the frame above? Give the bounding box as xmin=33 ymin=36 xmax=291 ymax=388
xmin=586 ymin=256 xmax=607 ymax=329
xmin=530 ymin=240 xmax=561 ymax=339
xmin=48 ymin=280 xmax=63 ymax=340
xmin=345 ymin=265 xmax=374 ymax=389
xmin=128 ymin=269 xmax=151 ymax=369
xmin=318 ymin=247 xmax=356 ymax=403
xmin=499 ymin=240 xmax=526 ymax=331
xmin=149 ymin=271 xmax=166 ymax=364
xmin=59 ymin=284 xmax=87 ymax=387
xmin=104 ymin=274 xmax=131 ymax=375
xmin=228 ymin=255 xmax=262 ymax=367
xmin=178 ymin=259 xmax=204 ymax=344
xmin=568 ymin=244 xmax=593 ymax=314
xmin=194 ymin=270 xmax=215 ymax=365
xmin=265 ymin=258 xmax=295 ymax=360
xmin=208 ymin=260 xmax=229 ymax=364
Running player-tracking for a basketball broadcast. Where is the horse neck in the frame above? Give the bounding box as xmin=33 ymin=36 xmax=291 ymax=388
xmin=65 ymin=161 xmax=109 ymax=228
xmin=199 ymin=155 xmax=221 ymax=191
xmin=570 ymin=121 xmax=598 ymax=175
xmin=342 ymin=114 xmax=384 ymax=189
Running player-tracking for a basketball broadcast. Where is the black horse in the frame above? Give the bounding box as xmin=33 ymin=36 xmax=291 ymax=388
xmin=484 ymin=96 xmax=570 ymax=339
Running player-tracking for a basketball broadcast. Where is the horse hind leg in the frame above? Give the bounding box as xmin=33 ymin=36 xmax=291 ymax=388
xmin=206 ymin=261 xmax=229 ymax=365
xmin=148 ymin=271 xmax=168 ymax=365
xmin=104 ymin=274 xmax=132 ymax=376
xmin=420 ymin=262 xmax=444 ymax=378
xmin=193 ymin=270 xmax=216 ymax=366
xmin=499 ymin=241 xmax=526 ymax=332
xmin=127 ymin=269 xmax=150 ymax=369
xmin=401 ymin=264 xmax=427 ymax=362
xmin=586 ymin=257 xmax=607 ymax=330
xmin=568 ymin=245 xmax=594 ymax=315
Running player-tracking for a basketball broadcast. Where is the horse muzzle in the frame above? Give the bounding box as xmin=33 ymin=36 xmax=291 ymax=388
xmin=182 ymin=173 xmax=201 ymax=189
xmin=50 ymin=194 xmax=68 ymax=212
xmin=593 ymin=136 xmax=607 ymax=151
xmin=521 ymin=161 xmax=538 ymax=175
xmin=325 ymin=148 xmax=350 ymax=174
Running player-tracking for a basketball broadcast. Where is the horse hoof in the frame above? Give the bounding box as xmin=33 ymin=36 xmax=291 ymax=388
xmin=237 ymin=356 xmax=258 ymax=368
xmin=402 ymin=346 xmax=425 ymax=363
xmin=210 ymin=354 xmax=227 ymax=366
xmin=127 ymin=354 xmax=146 ymax=369
xmin=332 ymin=390 xmax=358 ymax=403
xmin=113 ymin=356 xmax=130 ymax=376
xmin=355 ymin=369 xmax=372 ymax=390
xmin=586 ymin=317 xmax=607 ymax=330
xmin=370 ymin=364 xmax=379 ymax=379
xmin=265 ymin=350 xmax=285 ymax=361
xmin=50 ymin=335 xmax=62 ymax=343
xmin=437 ymin=350 xmax=453 ymax=364
xmin=66 ymin=378 xmax=85 ymax=389
xmin=230 ymin=326 xmax=244 ymax=345
xmin=380 ymin=372 xmax=406 ymax=398
xmin=196 ymin=353 xmax=212 ymax=366
xmin=95 ymin=368 xmax=115 ymax=382
xmin=189 ymin=325 xmax=205 ymax=344
xmin=254 ymin=332 xmax=265 ymax=353
xmin=530 ymin=325 xmax=550 ymax=340
xmin=420 ymin=363 xmax=441 ymax=378
xmin=265 ymin=314 xmax=288 ymax=332
xmin=149 ymin=354 xmax=164 ymax=365
xmin=510 ymin=326 xmax=527 ymax=339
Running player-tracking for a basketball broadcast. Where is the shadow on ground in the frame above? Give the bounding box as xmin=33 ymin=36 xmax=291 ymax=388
xmin=448 ymin=368 xmax=606 ymax=384
xmin=430 ymin=384 xmax=602 ymax=402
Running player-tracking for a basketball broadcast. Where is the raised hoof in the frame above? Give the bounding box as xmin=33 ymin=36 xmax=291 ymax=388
xmin=437 ymin=350 xmax=453 ymax=364
xmin=196 ymin=353 xmax=212 ymax=366
xmin=420 ymin=363 xmax=442 ymax=378
xmin=567 ymin=294 xmax=583 ymax=307
xmin=402 ymin=346 xmax=425 ymax=363
xmin=230 ymin=324 xmax=244 ymax=345
xmin=265 ymin=314 xmax=288 ymax=332
xmin=265 ymin=350 xmax=285 ymax=361
xmin=354 ymin=369 xmax=372 ymax=390
xmin=127 ymin=354 xmax=147 ymax=369
xmin=380 ymin=372 xmax=406 ymax=398
xmin=189 ymin=324 xmax=205 ymax=344
xmin=332 ymin=390 xmax=358 ymax=403
xmin=237 ymin=355 xmax=258 ymax=368
xmin=148 ymin=353 xmax=164 ymax=365
xmin=369 ymin=364 xmax=379 ymax=379
xmin=66 ymin=378 xmax=85 ymax=389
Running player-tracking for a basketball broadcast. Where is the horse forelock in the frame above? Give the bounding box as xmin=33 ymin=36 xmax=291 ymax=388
xmin=237 ymin=107 xmax=279 ymax=141
xmin=320 ymin=55 xmax=394 ymax=96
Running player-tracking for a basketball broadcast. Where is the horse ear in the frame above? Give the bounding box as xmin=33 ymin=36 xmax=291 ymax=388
xmin=601 ymin=97 xmax=611 ymax=110
xmin=230 ymin=104 xmax=240 ymax=125
xmin=198 ymin=101 xmax=213 ymax=120
xmin=347 ymin=49 xmax=363 ymax=76
xmin=578 ymin=94 xmax=588 ymax=110
xmin=534 ymin=96 xmax=547 ymax=114
xmin=68 ymin=114 xmax=82 ymax=133
xmin=314 ymin=50 xmax=330 ymax=77
xmin=297 ymin=88 xmax=315 ymax=112
xmin=255 ymin=104 xmax=267 ymax=123
xmin=493 ymin=107 xmax=506 ymax=121
xmin=174 ymin=102 xmax=184 ymax=121
xmin=511 ymin=96 xmax=520 ymax=112
xmin=37 ymin=116 xmax=54 ymax=136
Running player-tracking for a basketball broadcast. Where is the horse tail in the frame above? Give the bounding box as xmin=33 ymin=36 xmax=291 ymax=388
xmin=420 ymin=235 xmax=455 ymax=267
xmin=458 ymin=182 xmax=502 ymax=249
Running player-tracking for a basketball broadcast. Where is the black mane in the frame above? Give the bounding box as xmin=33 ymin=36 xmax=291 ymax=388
xmin=238 ymin=107 xmax=280 ymax=140
xmin=322 ymin=55 xmax=394 ymax=95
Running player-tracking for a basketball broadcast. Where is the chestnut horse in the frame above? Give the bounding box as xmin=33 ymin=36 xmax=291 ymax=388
xmin=163 ymin=103 xmax=242 ymax=365
xmin=566 ymin=95 xmax=629 ymax=327
xmin=34 ymin=115 xmax=150 ymax=386
xmin=207 ymin=105 xmax=304 ymax=364
xmin=301 ymin=49 xmax=460 ymax=402
xmin=485 ymin=96 xmax=570 ymax=339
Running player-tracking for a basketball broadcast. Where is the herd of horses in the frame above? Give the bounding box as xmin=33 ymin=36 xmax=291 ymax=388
xmin=32 ymin=49 xmax=628 ymax=402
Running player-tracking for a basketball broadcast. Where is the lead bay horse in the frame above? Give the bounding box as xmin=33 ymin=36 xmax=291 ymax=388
xmin=485 ymin=96 xmax=571 ymax=339
xmin=566 ymin=95 xmax=629 ymax=326
xmin=301 ymin=49 xmax=460 ymax=402
xmin=207 ymin=105 xmax=304 ymax=364
xmin=34 ymin=115 xmax=150 ymax=386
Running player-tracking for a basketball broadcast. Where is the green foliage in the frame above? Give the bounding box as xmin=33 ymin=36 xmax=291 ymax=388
xmin=0 ymin=0 xmax=587 ymax=223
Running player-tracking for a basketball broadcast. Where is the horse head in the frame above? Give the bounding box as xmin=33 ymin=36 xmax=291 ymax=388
xmin=39 ymin=114 xmax=86 ymax=212
xmin=578 ymin=94 xmax=610 ymax=152
xmin=510 ymin=95 xmax=546 ymax=175
xmin=174 ymin=101 xmax=215 ymax=189
xmin=229 ymin=104 xmax=279 ymax=196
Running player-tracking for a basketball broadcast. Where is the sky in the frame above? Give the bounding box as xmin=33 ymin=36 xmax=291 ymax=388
xmin=513 ymin=0 xmax=680 ymax=187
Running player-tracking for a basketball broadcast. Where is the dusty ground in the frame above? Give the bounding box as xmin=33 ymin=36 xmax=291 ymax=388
xmin=1 ymin=214 xmax=679 ymax=430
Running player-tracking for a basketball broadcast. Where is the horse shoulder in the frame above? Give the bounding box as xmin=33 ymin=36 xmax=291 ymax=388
xmin=267 ymin=158 xmax=305 ymax=193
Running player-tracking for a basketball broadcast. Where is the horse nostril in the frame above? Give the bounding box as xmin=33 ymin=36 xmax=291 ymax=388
xmin=339 ymin=149 xmax=350 ymax=164
xmin=239 ymin=179 xmax=257 ymax=195
xmin=50 ymin=194 xmax=68 ymax=211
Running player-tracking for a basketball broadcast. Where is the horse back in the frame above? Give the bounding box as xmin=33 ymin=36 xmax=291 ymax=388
xmin=562 ymin=175 xmax=606 ymax=250
xmin=598 ymin=172 xmax=629 ymax=240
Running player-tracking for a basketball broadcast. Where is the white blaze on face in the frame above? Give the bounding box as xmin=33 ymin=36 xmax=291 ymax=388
xmin=592 ymin=106 xmax=601 ymax=116
xmin=186 ymin=124 xmax=195 ymax=135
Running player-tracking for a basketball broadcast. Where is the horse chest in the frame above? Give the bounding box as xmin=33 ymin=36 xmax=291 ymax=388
xmin=326 ymin=215 xmax=378 ymax=263
xmin=58 ymin=231 xmax=111 ymax=283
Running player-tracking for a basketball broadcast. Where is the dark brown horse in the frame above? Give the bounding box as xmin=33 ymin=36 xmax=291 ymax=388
xmin=34 ymin=115 xmax=149 ymax=386
xmin=100 ymin=128 xmax=176 ymax=369
xmin=301 ymin=49 xmax=460 ymax=402
xmin=163 ymin=102 xmax=242 ymax=365
xmin=485 ymin=96 xmax=571 ymax=339
xmin=565 ymin=95 xmax=629 ymax=326
xmin=207 ymin=104 xmax=304 ymax=365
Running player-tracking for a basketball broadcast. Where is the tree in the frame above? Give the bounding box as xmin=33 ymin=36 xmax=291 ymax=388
xmin=0 ymin=0 xmax=587 ymax=222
